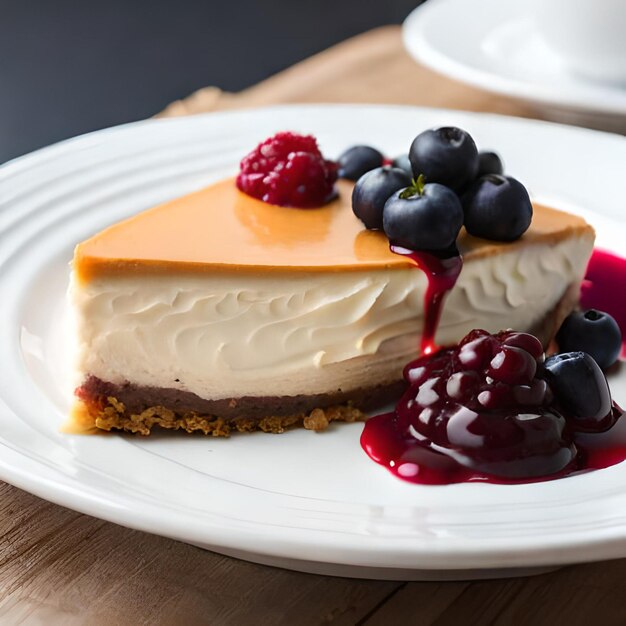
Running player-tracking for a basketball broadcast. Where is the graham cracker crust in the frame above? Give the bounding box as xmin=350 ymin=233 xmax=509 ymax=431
xmin=70 ymin=397 xmax=366 ymax=437
xmin=71 ymin=376 xmax=405 ymax=436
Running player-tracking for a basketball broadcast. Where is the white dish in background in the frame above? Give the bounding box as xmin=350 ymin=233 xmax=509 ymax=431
xmin=402 ymin=0 xmax=626 ymax=133
xmin=529 ymin=0 xmax=626 ymax=85
xmin=1 ymin=104 xmax=626 ymax=581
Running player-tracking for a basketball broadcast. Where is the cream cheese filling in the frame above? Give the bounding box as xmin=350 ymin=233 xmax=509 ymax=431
xmin=71 ymin=234 xmax=594 ymax=399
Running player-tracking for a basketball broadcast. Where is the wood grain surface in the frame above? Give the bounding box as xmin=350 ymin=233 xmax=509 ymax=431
xmin=2 ymin=25 xmax=624 ymax=625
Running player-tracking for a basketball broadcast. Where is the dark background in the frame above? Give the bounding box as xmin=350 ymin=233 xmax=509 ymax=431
xmin=1 ymin=0 xmax=422 ymax=164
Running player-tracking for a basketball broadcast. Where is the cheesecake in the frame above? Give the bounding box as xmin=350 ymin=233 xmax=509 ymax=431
xmin=70 ymin=175 xmax=595 ymax=436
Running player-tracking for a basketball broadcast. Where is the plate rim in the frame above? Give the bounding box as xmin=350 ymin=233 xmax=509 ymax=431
xmin=2 ymin=100 xmax=625 ymax=176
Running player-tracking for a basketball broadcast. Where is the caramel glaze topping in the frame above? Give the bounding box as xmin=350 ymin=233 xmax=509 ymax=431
xmin=74 ymin=177 xmax=594 ymax=283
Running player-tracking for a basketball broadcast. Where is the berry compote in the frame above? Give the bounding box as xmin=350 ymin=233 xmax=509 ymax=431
xmin=236 ymin=132 xmax=338 ymax=208
xmin=361 ymin=329 xmax=624 ymax=484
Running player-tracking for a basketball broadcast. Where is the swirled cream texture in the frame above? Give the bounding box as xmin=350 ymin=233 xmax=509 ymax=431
xmin=71 ymin=232 xmax=594 ymax=400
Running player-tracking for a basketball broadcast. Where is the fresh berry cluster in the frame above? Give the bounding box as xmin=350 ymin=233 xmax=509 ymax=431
xmin=396 ymin=329 xmax=621 ymax=478
xmin=344 ymin=126 xmax=532 ymax=251
xmin=236 ymin=132 xmax=338 ymax=208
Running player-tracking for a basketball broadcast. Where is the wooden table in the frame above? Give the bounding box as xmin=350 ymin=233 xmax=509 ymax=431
xmin=3 ymin=26 xmax=625 ymax=624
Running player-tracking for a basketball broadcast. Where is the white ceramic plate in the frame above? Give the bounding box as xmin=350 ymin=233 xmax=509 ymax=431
xmin=403 ymin=0 xmax=626 ymax=133
xmin=1 ymin=105 xmax=626 ymax=581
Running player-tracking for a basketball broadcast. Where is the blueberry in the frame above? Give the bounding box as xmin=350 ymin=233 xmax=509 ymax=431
xmin=556 ymin=309 xmax=622 ymax=370
xmin=337 ymin=145 xmax=384 ymax=180
xmin=477 ymin=151 xmax=504 ymax=177
xmin=392 ymin=154 xmax=412 ymax=177
xmin=382 ymin=177 xmax=464 ymax=251
xmin=462 ymin=174 xmax=532 ymax=241
xmin=543 ymin=352 xmax=615 ymax=432
xmin=352 ymin=166 xmax=412 ymax=230
xmin=429 ymin=241 xmax=460 ymax=260
xmin=408 ymin=127 xmax=478 ymax=191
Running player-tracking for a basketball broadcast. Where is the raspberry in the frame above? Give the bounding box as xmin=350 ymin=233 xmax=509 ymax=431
xmin=236 ymin=131 xmax=338 ymax=208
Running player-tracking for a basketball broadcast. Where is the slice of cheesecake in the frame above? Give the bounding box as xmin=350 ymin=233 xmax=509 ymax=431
xmin=70 ymin=177 xmax=594 ymax=435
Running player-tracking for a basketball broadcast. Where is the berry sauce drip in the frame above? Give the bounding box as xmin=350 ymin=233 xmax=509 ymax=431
xmin=390 ymin=245 xmax=462 ymax=355
xmin=361 ymin=246 xmax=625 ymax=485
xmin=236 ymin=132 xmax=338 ymax=208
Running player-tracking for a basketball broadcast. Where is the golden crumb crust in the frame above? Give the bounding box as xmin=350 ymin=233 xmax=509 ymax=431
xmin=69 ymin=396 xmax=366 ymax=437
